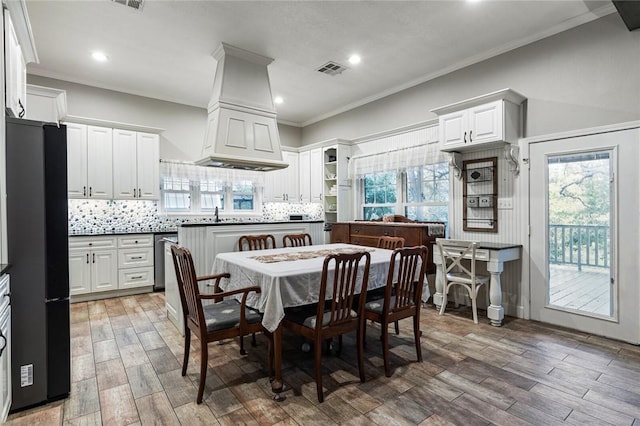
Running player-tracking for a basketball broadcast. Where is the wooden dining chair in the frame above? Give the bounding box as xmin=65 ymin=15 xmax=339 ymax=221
xmin=171 ymin=245 xmax=271 ymax=403
xmin=375 ymin=235 xmax=405 ymax=334
xmin=377 ymin=236 xmax=405 ymax=250
xmin=436 ymin=239 xmax=490 ymax=324
xmin=237 ymin=234 xmax=276 ymax=348
xmin=364 ymin=246 xmax=427 ymax=377
xmin=282 ymin=233 xmax=313 ymax=247
xmin=283 ymin=251 xmax=371 ymax=402
xmin=238 ymin=234 xmax=276 ymax=251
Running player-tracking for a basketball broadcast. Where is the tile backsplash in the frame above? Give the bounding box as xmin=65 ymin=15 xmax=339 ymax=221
xmin=68 ymin=200 xmax=323 ymax=234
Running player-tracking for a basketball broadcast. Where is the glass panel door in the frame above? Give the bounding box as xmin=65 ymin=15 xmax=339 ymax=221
xmin=546 ymin=151 xmax=612 ymax=317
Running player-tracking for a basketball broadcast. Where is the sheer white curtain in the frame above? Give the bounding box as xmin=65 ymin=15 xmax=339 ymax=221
xmin=160 ymin=160 xmax=265 ymax=188
xmin=348 ymin=127 xmax=446 ymax=178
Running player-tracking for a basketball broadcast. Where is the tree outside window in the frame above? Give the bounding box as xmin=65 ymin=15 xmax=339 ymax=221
xmin=362 ymin=171 xmax=397 ymax=220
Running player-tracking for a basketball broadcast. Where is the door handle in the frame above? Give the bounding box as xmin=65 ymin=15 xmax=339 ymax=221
xmin=83 ymin=186 xmax=87 ymax=197
xmin=133 ymin=188 xmax=137 ymax=198
xmin=92 ymin=253 xmax=95 ymax=263
xmin=469 ymin=130 xmax=473 ymax=142
xmin=131 ymin=256 xmax=143 ymax=260
xmin=138 ymin=188 xmax=141 ymax=198
xmin=463 ymin=131 xmax=467 ymax=143
xmin=89 ymin=187 xmax=92 ymax=197
xmin=86 ymin=253 xmax=89 ymax=264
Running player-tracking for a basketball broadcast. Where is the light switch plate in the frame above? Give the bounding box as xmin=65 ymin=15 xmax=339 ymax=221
xmin=498 ymin=198 xmax=513 ymax=210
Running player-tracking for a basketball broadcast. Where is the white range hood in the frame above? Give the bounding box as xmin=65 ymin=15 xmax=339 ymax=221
xmin=197 ymin=43 xmax=288 ymax=171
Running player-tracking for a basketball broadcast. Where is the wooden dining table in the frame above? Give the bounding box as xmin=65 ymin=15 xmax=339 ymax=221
xmin=211 ymin=243 xmax=396 ymax=398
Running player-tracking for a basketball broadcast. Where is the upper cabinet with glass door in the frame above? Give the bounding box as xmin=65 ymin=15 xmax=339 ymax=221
xmin=431 ymin=89 xmax=526 ymax=152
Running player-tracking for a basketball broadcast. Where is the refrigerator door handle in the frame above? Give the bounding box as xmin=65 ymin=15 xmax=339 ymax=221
xmin=0 ymin=330 xmax=5 ymax=357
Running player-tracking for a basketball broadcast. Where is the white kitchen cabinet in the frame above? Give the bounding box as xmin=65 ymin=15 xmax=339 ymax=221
xmin=117 ymin=235 xmax=154 ymax=290
xmin=66 ymin=123 xmax=89 ymax=198
xmin=68 ymin=237 xmax=118 ymax=295
xmin=25 ymin=85 xmax=67 ymax=124
xmin=298 ymin=150 xmax=311 ymax=202
xmin=66 ymin=123 xmax=113 ymax=199
xmin=0 ymin=275 xmax=10 ymax=423
xmin=299 ymin=148 xmax=323 ymax=204
xmin=113 ymin=130 xmax=159 ymax=200
xmin=432 ymin=89 xmax=526 ymax=152
xmin=4 ymin=11 xmax=26 ymax=119
xmin=264 ymin=150 xmax=299 ymax=202
xmin=69 ymin=248 xmax=118 ymax=294
xmin=310 ymin=148 xmax=323 ymax=203
xmin=69 ymin=235 xmax=154 ymax=298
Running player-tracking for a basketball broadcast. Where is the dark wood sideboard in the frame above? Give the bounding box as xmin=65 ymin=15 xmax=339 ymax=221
xmin=330 ymin=221 xmax=445 ymax=274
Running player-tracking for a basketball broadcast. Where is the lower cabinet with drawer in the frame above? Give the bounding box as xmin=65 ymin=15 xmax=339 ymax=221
xmin=69 ymin=234 xmax=155 ymax=301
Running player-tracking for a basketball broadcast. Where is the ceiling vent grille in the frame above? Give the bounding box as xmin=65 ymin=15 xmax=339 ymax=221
xmin=316 ymin=61 xmax=348 ymax=76
xmin=112 ymin=0 xmax=144 ymax=11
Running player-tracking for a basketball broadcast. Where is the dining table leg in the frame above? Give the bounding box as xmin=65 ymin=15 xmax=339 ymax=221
xmin=271 ymin=325 xmax=284 ymax=400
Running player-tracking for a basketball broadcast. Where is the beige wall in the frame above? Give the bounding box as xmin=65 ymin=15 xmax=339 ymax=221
xmin=26 ymin=75 xmax=303 ymax=159
xmin=302 ymin=13 xmax=640 ymax=145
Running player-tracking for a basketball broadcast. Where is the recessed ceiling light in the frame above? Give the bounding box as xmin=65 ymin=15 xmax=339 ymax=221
xmin=274 ymin=96 xmax=284 ymax=104
xmin=348 ymin=54 xmax=361 ymax=65
xmin=91 ymin=51 xmax=108 ymax=62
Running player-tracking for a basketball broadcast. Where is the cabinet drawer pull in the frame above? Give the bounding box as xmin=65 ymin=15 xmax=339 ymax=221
xmin=131 ymin=256 xmax=143 ymax=259
xmin=131 ymin=275 xmax=143 ymax=280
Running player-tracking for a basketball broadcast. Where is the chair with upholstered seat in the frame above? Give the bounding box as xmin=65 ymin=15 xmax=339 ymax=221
xmin=171 ymin=245 xmax=271 ymax=403
xmin=376 ymin=235 xmax=405 ymax=250
xmin=282 ymin=233 xmax=313 ymax=247
xmin=283 ymin=251 xmax=371 ymax=402
xmin=436 ymin=239 xmax=490 ymax=324
xmin=238 ymin=234 xmax=276 ymax=251
xmin=364 ymin=246 xmax=427 ymax=376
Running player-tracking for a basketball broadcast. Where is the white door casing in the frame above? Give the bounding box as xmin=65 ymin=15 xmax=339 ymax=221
xmin=528 ymin=126 xmax=640 ymax=344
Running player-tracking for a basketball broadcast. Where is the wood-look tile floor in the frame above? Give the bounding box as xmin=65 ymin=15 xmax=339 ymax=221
xmin=7 ymin=292 xmax=640 ymax=425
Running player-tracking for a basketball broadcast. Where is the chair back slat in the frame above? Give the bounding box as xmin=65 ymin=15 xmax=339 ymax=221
xmin=239 ymin=234 xmax=276 ymax=251
xmin=317 ymin=251 xmax=371 ymax=328
xmin=437 ymin=239 xmax=477 ymax=282
xmin=171 ymin=245 xmax=206 ymax=331
xmin=377 ymin=236 xmax=405 ymax=250
xmin=283 ymin=233 xmax=313 ymax=247
xmin=388 ymin=246 xmax=428 ymax=312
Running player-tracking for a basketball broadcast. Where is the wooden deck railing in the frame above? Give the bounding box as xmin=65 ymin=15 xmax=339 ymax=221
xmin=549 ymin=224 xmax=609 ymax=271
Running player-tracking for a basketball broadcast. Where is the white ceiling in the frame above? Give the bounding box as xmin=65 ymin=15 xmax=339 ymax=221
xmin=25 ymin=0 xmax=615 ymax=127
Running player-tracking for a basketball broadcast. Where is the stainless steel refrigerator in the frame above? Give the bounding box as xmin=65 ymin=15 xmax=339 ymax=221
xmin=6 ymin=118 xmax=70 ymax=411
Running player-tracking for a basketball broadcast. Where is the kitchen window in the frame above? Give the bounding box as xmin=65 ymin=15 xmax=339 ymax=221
xmin=362 ymin=171 xmax=398 ymax=220
xmin=360 ymin=162 xmax=449 ymax=227
xmin=159 ymin=161 xmax=263 ymax=215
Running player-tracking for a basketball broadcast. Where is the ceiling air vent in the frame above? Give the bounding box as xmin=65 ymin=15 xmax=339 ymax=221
xmin=112 ymin=0 xmax=144 ymax=11
xmin=316 ymin=61 xmax=348 ymax=76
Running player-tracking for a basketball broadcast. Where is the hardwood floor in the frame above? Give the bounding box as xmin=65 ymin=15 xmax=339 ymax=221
xmin=6 ymin=292 xmax=640 ymax=425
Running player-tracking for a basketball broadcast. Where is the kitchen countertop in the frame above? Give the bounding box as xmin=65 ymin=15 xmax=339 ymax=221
xmin=180 ymin=220 xmax=323 ymax=227
xmin=69 ymin=228 xmax=178 ymax=237
xmin=68 ymin=220 xmax=324 ymax=236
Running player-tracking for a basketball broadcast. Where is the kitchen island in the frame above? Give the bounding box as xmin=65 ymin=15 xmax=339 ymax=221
xmin=168 ymin=220 xmax=324 ymax=334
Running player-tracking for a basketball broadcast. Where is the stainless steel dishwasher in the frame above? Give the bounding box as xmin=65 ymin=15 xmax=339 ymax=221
xmin=154 ymin=233 xmax=177 ymax=291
